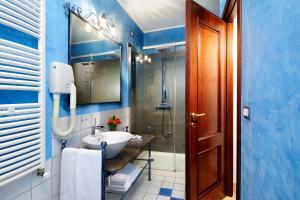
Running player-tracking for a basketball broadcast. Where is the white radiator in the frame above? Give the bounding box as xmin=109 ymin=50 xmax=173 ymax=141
xmin=0 ymin=0 xmax=45 ymax=187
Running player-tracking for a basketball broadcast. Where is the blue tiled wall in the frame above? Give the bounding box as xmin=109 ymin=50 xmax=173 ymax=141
xmin=241 ymin=0 xmax=300 ymax=199
xmin=143 ymin=26 xmax=185 ymax=47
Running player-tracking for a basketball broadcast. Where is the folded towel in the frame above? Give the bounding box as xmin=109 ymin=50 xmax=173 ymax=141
xmin=60 ymin=148 xmax=102 ymax=200
xmin=122 ymin=163 xmax=141 ymax=183
xmin=108 ymin=181 xmax=131 ymax=190
xmin=106 ymin=181 xmax=131 ymax=194
xmin=131 ymin=134 xmax=143 ymax=141
xmin=110 ymin=173 xmax=130 ymax=185
xmin=108 ymin=163 xmax=141 ymax=193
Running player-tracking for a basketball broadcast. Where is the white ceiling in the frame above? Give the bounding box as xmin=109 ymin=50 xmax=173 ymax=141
xmin=193 ymin=0 xmax=220 ymax=16
xmin=117 ymin=0 xmax=186 ymax=33
xmin=117 ymin=0 xmax=221 ymax=33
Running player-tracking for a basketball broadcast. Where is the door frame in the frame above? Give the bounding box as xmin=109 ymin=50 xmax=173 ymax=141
xmin=185 ymin=0 xmax=242 ymax=199
xmin=222 ymin=0 xmax=242 ymax=199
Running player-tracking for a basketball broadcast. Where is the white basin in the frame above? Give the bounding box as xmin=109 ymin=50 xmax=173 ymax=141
xmin=82 ymin=131 xmax=132 ymax=159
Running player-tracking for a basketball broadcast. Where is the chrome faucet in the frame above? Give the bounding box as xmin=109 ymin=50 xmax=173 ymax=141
xmin=123 ymin=126 xmax=129 ymax=132
xmin=91 ymin=119 xmax=105 ymax=136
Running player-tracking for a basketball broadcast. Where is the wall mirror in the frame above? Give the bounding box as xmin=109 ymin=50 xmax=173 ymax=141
xmin=69 ymin=12 xmax=122 ymax=104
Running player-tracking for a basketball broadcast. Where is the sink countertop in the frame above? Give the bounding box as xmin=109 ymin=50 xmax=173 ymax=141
xmin=106 ymin=134 xmax=154 ymax=174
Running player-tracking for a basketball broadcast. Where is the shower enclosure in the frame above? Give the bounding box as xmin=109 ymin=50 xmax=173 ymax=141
xmin=129 ymin=44 xmax=185 ymax=172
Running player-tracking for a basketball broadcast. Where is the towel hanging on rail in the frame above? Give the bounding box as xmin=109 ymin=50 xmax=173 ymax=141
xmin=60 ymin=148 xmax=102 ymax=200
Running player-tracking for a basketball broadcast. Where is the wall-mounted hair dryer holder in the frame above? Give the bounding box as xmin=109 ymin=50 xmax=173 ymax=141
xmin=49 ymin=62 xmax=77 ymax=138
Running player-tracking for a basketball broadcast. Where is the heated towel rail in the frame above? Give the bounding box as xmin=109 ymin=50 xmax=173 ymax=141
xmin=0 ymin=0 xmax=45 ymax=187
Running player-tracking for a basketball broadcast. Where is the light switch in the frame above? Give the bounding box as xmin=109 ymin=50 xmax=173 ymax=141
xmin=243 ymin=106 xmax=250 ymax=119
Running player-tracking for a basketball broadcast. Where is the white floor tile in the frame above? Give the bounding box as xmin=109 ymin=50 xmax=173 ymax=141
xmin=125 ymin=191 xmax=145 ymax=200
xmin=163 ymin=176 xmax=175 ymax=183
xmin=173 ymin=183 xmax=185 ymax=191
xmin=161 ymin=181 xmax=174 ymax=189
xmin=152 ymin=170 xmax=175 ymax=177
xmin=149 ymin=180 xmax=163 ymax=188
xmin=175 ymin=177 xmax=185 ymax=184
xmin=171 ymin=190 xmax=185 ymax=199
xmin=157 ymin=195 xmax=171 ymax=200
xmin=144 ymin=194 xmax=157 ymax=200
xmin=153 ymin=175 xmax=164 ymax=182
xmin=174 ymin=172 xmax=185 ymax=178
xmin=147 ymin=186 xmax=160 ymax=195
xmin=139 ymin=180 xmax=151 ymax=188
xmin=136 ymin=184 xmax=150 ymax=193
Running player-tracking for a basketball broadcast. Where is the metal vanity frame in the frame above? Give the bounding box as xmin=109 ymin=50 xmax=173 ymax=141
xmin=61 ymin=136 xmax=154 ymax=200
xmin=102 ymin=136 xmax=154 ymax=200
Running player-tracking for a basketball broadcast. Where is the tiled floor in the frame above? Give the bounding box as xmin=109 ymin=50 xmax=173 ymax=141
xmin=106 ymin=169 xmax=236 ymax=200
xmin=107 ymin=169 xmax=185 ymax=200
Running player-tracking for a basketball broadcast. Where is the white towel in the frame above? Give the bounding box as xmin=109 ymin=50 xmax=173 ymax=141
xmin=60 ymin=148 xmax=77 ymax=200
xmin=109 ymin=173 xmax=130 ymax=185
xmin=117 ymin=163 xmax=141 ymax=183
xmin=108 ymin=163 xmax=141 ymax=193
xmin=131 ymin=134 xmax=142 ymax=141
xmin=60 ymin=148 xmax=102 ymax=200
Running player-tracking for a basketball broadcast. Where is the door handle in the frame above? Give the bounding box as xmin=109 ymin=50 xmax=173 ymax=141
xmin=191 ymin=113 xmax=206 ymax=119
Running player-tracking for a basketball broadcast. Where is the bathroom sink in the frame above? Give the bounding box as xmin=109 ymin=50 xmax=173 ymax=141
xmin=82 ymin=131 xmax=132 ymax=159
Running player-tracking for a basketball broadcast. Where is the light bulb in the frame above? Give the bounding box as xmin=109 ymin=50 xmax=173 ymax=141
xmin=100 ymin=15 xmax=107 ymax=27
xmin=111 ymin=25 xmax=117 ymax=37
xmin=144 ymin=55 xmax=148 ymax=60
xmin=148 ymin=58 xmax=151 ymax=63
xmin=84 ymin=23 xmax=91 ymax=32
xmin=136 ymin=56 xmax=140 ymax=61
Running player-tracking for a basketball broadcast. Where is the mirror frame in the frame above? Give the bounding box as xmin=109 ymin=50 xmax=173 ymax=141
xmin=67 ymin=9 xmax=123 ymax=104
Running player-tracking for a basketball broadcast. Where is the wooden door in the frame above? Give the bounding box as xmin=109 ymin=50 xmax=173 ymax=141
xmin=186 ymin=1 xmax=226 ymax=199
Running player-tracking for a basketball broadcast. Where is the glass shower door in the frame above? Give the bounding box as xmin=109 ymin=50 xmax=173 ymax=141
xmin=131 ymin=45 xmax=185 ymax=172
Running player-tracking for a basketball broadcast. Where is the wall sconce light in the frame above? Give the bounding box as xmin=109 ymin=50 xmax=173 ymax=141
xmin=65 ymin=2 xmax=120 ymax=44
xmin=136 ymin=54 xmax=151 ymax=64
xmin=100 ymin=14 xmax=107 ymax=27
xmin=111 ymin=24 xmax=117 ymax=37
